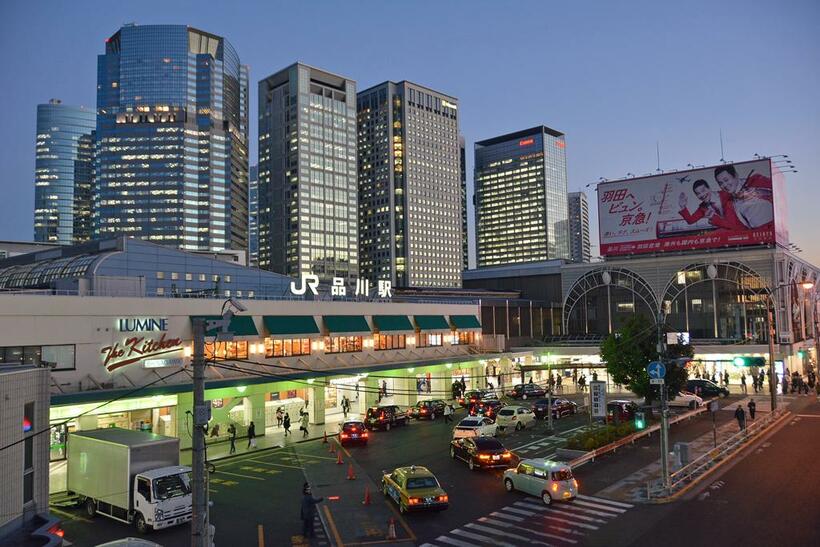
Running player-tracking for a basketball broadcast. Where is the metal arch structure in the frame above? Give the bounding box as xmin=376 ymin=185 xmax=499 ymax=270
xmin=661 ymin=261 xmax=771 ymax=308
xmin=563 ymin=268 xmax=659 ymax=332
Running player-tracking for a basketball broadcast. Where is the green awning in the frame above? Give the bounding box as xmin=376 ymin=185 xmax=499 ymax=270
xmin=373 ymin=315 xmax=414 ymax=332
xmin=263 ymin=315 xmax=319 ymax=336
xmin=191 ymin=315 xmax=259 ymax=336
xmin=414 ymin=315 xmax=450 ymax=331
xmin=450 ymin=315 xmax=482 ymax=329
xmin=323 ymin=315 xmax=371 ymax=334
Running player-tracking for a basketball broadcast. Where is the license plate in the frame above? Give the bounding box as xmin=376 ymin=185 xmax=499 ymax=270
xmin=351 ymin=434 xmax=359 ymax=438
xmin=492 ymin=455 xmax=500 ymax=460
xmin=424 ymin=497 xmax=434 ymax=503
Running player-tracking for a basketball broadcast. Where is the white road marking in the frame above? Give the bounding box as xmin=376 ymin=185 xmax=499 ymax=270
xmin=478 ymin=517 xmax=578 ymax=544
xmin=435 ymin=535 xmax=480 ymax=547
xmin=465 ymin=523 xmax=555 ymax=547
xmin=489 ymin=510 xmax=523 ymax=522
xmin=571 ymin=499 xmax=627 ymax=513
xmin=501 ymin=505 xmax=537 ymax=516
xmin=576 ymin=494 xmax=634 ymax=508
xmin=451 ymin=528 xmax=517 ymax=546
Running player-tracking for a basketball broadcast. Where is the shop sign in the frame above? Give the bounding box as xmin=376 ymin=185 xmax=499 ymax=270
xmin=117 ymin=317 xmax=168 ymax=332
xmin=101 ymin=334 xmax=184 ymax=372
xmin=290 ymin=273 xmax=393 ymax=298
xmin=590 ymin=381 xmax=607 ymax=418
xmin=144 ymin=357 xmax=184 ymax=369
xmin=211 ymin=399 xmax=224 ymax=408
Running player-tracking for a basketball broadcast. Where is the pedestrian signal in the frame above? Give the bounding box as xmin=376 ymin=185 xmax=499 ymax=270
xmin=732 ymin=356 xmax=766 ymax=367
xmin=634 ymin=411 xmax=646 ymax=430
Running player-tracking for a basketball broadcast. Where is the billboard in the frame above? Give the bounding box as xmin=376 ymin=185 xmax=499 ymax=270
xmin=598 ymin=159 xmax=784 ymax=256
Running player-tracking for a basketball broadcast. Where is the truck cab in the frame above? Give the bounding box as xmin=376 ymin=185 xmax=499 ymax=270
xmin=132 ymin=467 xmax=193 ymax=532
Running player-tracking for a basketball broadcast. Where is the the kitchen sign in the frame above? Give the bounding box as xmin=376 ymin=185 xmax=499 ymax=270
xmin=103 ymin=317 xmax=183 ymax=372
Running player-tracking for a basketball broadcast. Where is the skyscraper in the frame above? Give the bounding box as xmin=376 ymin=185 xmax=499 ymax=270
xmin=568 ymin=191 xmax=591 ymax=263
xmin=357 ymin=81 xmax=461 ymax=288
xmin=94 ymin=24 xmax=249 ymax=252
xmin=33 ymin=99 xmax=96 ymax=244
xmin=474 ymin=126 xmax=570 ymax=267
xmin=460 ymin=135 xmax=468 ymax=271
xmin=248 ymin=164 xmax=259 ymax=267
xmin=258 ymin=63 xmax=358 ymax=280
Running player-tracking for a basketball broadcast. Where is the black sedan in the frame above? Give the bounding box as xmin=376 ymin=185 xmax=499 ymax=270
xmin=458 ymin=389 xmax=496 ymax=407
xmin=450 ymin=436 xmax=514 ymax=470
xmin=407 ymin=399 xmax=447 ymax=420
xmin=339 ymin=420 xmax=369 ymax=445
xmin=468 ymin=399 xmax=504 ymax=419
xmin=532 ymin=398 xmax=578 ymax=419
xmin=686 ymin=379 xmax=730 ymax=398
xmin=508 ymin=383 xmax=547 ymax=400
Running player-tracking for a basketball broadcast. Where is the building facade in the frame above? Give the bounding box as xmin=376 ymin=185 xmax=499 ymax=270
xmin=248 ymin=164 xmax=259 ymax=267
xmin=258 ymin=63 xmax=359 ymax=281
xmin=474 ymin=126 xmax=570 ymax=268
xmin=460 ymin=135 xmax=468 ymax=271
xmin=33 ymin=99 xmax=96 ymax=245
xmin=568 ymin=191 xmax=591 ymax=263
xmin=94 ymin=24 xmax=249 ymax=252
xmin=357 ymin=81 xmax=462 ymax=288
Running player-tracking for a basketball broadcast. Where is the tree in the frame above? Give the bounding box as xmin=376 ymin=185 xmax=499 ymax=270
xmin=601 ymin=316 xmax=692 ymax=404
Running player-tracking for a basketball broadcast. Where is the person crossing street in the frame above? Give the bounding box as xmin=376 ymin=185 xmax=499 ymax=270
xmin=443 ymin=403 xmax=453 ymax=424
xmin=734 ymin=404 xmax=746 ymax=432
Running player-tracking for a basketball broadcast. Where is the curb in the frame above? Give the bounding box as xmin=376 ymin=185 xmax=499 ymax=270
xmin=647 ymin=410 xmax=793 ymax=504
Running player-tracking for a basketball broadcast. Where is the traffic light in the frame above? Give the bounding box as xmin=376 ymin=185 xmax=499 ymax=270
xmin=634 ymin=411 xmax=646 ymax=430
xmin=732 ymin=356 xmax=766 ymax=367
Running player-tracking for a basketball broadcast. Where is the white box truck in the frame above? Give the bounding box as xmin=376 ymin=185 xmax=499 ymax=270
xmin=66 ymin=428 xmax=192 ymax=534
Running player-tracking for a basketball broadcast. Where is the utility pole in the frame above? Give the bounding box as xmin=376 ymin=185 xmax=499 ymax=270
xmin=656 ymin=311 xmax=670 ymax=491
xmin=191 ymin=318 xmax=207 ymax=547
xmin=767 ymin=308 xmax=777 ymax=412
xmin=547 ymin=363 xmax=553 ymax=433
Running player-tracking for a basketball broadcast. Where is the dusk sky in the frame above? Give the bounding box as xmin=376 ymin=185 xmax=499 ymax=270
xmin=1 ymin=0 xmax=818 ymax=266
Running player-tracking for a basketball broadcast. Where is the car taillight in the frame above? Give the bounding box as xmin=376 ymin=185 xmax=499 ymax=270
xmin=408 ymin=497 xmax=421 ymax=505
xmin=362 ymin=431 xmax=369 ymax=437
xmin=552 ymin=483 xmax=559 ymax=492
xmin=351 ymin=427 xmax=357 ymax=431
xmin=502 ymin=452 xmax=511 ymax=458
xmin=479 ymin=454 xmax=491 ymax=460
xmin=573 ymin=479 xmax=578 ymax=488
xmin=48 ymin=526 xmax=64 ymax=538
xmin=437 ymin=495 xmax=448 ymax=502
xmin=421 ymin=408 xmax=427 ymax=413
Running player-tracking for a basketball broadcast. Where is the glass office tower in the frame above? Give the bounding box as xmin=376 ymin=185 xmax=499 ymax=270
xmin=94 ymin=24 xmax=249 ymax=251
xmin=357 ymin=81 xmax=461 ymax=288
xmin=258 ymin=63 xmax=358 ymax=280
xmin=248 ymin=164 xmax=258 ymax=267
xmin=34 ymin=99 xmax=96 ymax=244
xmin=474 ymin=126 xmax=570 ymax=267
xmin=568 ymin=191 xmax=591 ymax=263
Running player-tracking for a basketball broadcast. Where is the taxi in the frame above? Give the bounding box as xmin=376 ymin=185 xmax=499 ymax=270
xmin=381 ymin=466 xmax=449 ymax=514
xmin=502 ymin=459 xmax=578 ymax=505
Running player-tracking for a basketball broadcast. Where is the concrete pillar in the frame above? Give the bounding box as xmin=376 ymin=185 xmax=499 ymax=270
xmin=431 ymin=369 xmax=447 ymax=401
xmin=364 ymin=376 xmax=379 ymax=410
xmin=308 ymin=385 xmax=325 ymax=425
xmin=176 ymin=392 xmax=193 ymax=450
xmin=247 ymin=393 xmax=266 ymax=431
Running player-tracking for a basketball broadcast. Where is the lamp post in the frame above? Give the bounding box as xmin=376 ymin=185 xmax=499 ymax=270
xmin=765 ymin=281 xmax=814 ymax=412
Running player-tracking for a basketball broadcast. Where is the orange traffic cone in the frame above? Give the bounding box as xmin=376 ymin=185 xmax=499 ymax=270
xmin=336 ymin=450 xmax=344 ymax=465
xmin=322 ymin=430 xmax=328 ymax=444
xmin=362 ymin=486 xmax=371 ymax=505
xmin=386 ymin=518 xmax=397 ymax=540
xmin=346 ymin=463 xmax=356 ymax=480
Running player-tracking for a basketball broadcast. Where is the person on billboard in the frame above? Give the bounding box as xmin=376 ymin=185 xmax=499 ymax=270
xmin=677 ymin=179 xmax=745 ymax=230
xmin=714 ymin=164 xmax=774 ymax=229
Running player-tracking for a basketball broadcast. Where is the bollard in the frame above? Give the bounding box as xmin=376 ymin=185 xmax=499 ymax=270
xmin=386 ymin=517 xmax=397 ymax=540
xmin=336 ymin=451 xmax=344 ymax=465
xmin=362 ymin=486 xmax=371 ymax=505
xmin=323 ymin=430 xmax=328 ymax=444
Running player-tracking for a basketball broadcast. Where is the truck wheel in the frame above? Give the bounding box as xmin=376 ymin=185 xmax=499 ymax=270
xmin=542 ymin=491 xmax=553 ymax=506
xmin=515 ymin=422 xmax=522 ymax=431
xmin=135 ymin=512 xmax=151 ymax=534
xmin=85 ymin=498 xmax=96 ymax=517
xmin=468 ymin=459 xmax=476 ymax=471
xmin=504 ymin=478 xmax=514 ymax=492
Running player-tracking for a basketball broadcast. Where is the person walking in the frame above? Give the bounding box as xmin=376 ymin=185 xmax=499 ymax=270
xmin=747 ymin=399 xmax=756 ymax=420
xmin=341 ymin=396 xmax=349 ymax=418
xmin=556 ymin=374 xmax=562 ymax=393
xmin=734 ymin=405 xmax=746 ymax=432
xmin=276 ymin=407 xmax=284 ymax=428
xmin=300 ymin=483 xmax=324 ymax=539
xmin=740 ymin=373 xmax=747 ymax=394
xmin=300 ymin=411 xmax=310 ymax=438
xmin=443 ymin=403 xmax=453 ymax=424
xmin=723 ymin=371 xmax=730 ymax=389
xmin=283 ymin=413 xmax=291 ymax=436
xmin=247 ymin=421 xmax=256 ymax=449
xmin=592 ymin=370 xmax=598 ymax=382
xmin=228 ymin=423 xmax=237 ymax=454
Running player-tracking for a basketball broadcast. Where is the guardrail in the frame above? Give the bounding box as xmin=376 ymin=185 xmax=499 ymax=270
xmin=569 ymin=403 xmax=710 ymax=468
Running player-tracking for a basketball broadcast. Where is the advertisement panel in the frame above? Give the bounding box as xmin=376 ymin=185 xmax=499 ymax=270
xmin=598 ymin=159 xmax=781 ymax=256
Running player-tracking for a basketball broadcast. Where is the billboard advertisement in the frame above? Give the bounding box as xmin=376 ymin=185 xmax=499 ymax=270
xmin=598 ymin=159 xmax=784 ymax=256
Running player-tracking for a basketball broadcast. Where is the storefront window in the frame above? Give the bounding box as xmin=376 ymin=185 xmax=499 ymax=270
xmin=374 ymin=333 xmax=406 ymax=351
xmin=325 ymin=336 xmax=362 ymax=353
xmin=0 ymin=345 xmax=75 ymax=370
xmin=205 ymin=341 xmax=249 ymax=360
xmin=264 ymin=337 xmax=311 ymax=357
xmin=417 ymin=333 xmax=442 ymax=348
xmin=452 ymin=331 xmax=476 ymax=345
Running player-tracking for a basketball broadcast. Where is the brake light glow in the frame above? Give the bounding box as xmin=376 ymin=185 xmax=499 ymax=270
xmin=573 ymin=479 xmax=578 ymax=488
xmin=502 ymin=452 xmax=512 ymax=458
xmin=362 ymin=431 xmax=369 ymax=437
xmin=479 ymin=454 xmax=491 ymax=460
xmin=552 ymin=483 xmax=559 ymax=492
xmin=408 ymin=497 xmax=421 ymax=505
xmin=437 ymin=495 xmax=449 ymax=502
xmin=48 ymin=526 xmax=64 ymax=538
xmin=340 ymin=433 xmax=348 ymax=439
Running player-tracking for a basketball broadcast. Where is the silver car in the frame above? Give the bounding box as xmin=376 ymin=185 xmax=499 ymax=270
xmin=503 ymin=459 xmax=577 ymax=505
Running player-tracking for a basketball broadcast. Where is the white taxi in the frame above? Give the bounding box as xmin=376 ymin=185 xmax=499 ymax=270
xmin=503 ymin=459 xmax=578 ymax=505
xmin=452 ymin=416 xmax=497 ymax=439
xmin=495 ymin=405 xmax=536 ymax=431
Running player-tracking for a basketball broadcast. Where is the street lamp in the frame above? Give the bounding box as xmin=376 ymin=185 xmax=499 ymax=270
xmin=765 ymin=281 xmax=814 ymax=411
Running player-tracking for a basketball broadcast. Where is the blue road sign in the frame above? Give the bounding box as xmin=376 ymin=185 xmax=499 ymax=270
xmin=647 ymin=361 xmax=666 ymax=379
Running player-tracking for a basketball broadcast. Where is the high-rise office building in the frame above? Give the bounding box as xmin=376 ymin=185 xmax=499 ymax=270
xmin=460 ymin=135 xmax=468 ymax=271
xmin=568 ymin=191 xmax=591 ymax=263
xmin=94 ymin=24 xmax=249 ymax=251
xmin=357 ymin=81 xmax=461 ymax=288
xmin=33 ymin=99 xmax=96 ymax=244
xmin=248 ymin=164 xmax=259 ymax=267
xmin=474 ymin=126 xmax=570 ymax=267
xmin=258 ymin=63 xmax=358 ymax=280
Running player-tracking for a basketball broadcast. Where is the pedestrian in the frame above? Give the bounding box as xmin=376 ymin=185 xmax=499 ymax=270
xmin=443 ymin=403 xmax=453 ymax=424
xmin=247 ymin=421 xmax=256 ymax=449
xmin=528 ymin=377 xmax=534 ymax=384
xmin=782 ymin=375 xmax=789 ymax=396
xmin=723 ymin=371 xmax=730 ymax=388
xmin=592 ymin=371 xmax=598 ymax=382
xmin=341 ymin=396 xmax=349 ymax=418
xmin=276 ymin=407 xmax=284 ymax=428
xmin=300 ymin=411 xmax=310 ymax=438
xmin=451 ymin=381 xmax=459 ymax=400
xmin=382 ymin=380 xmax=388 ymax=398
xmin=740 ymin=373 xmax=747 ymax=394
xmin=283 ymin=413 xmax=291 ymax=436
xmin=556 ymin=374 xmax=562 ymax=393
xmin=300 ymin=483 xmax=324 ymax=539
xmin=747 ymin=399 xmax=756 ymax=420
xmin=734 ymin=405 xmax=746 ymax=431
xmin=228 ymin=423 xmax=237 ymax=454
xmin=759 ymin=370 xmax=766 ymax=390
xmin=460 ymin=377 xmax=466 ymax=393
xmin=711 ymin=371 xmax=717 ymax=384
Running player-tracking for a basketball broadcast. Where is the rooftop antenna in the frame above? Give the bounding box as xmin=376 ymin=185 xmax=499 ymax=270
xmin=656 ymin=141 xmax=662 ymax=172
xmin=719 ymin=129 xmax=726 ymax=163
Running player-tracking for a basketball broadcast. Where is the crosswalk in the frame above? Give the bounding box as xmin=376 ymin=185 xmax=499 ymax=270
xmin=419 ymin=494 xmax=633 ymax=547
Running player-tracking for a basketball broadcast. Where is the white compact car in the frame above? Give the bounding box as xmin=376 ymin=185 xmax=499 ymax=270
xmin=495 ymin=406 xmax=536 ymax=431
xmin=453 ymin=416 xmax=498 ymax=439
xmin=670 ymin=391 xmax=703 ymax=409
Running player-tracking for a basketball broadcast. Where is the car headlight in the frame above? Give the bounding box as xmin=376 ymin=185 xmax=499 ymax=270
xmin=155 ymin=509 xmax=164 ymax=520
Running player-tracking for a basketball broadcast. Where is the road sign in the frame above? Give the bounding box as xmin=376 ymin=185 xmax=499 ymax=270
xmin=590 ymin=381 xmax=607 ymax=418
xmin=650 ymin=378 xmax=665 ymax=385
xmin=647 ymin=361 xmax=666 ymax=379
